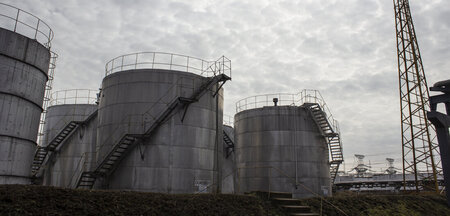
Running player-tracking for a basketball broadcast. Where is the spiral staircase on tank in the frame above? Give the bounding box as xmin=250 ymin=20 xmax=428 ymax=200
xmin=301 ymin=90 xmax=344 ymax=184
xmin=76 ymin=58 xmax=231 ymax=189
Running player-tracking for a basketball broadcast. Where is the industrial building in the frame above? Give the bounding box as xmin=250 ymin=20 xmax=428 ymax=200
xmin=0 ymin=3 xmax=345 ymax=199
xmin=33 ymin=52 xmax=231 ymax=194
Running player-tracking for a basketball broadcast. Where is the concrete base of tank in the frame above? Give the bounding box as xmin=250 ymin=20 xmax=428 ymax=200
xmin=235 ymin=105 xmax=332 ymax=198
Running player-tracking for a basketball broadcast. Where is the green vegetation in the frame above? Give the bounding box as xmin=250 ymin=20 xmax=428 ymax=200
xmin=299 ymin=192 xmax=450 ymax=216
xmin=1 ymin=185 xmax=449 ymax=215
xmin=0 ymin=185 xmax=284 ymax=216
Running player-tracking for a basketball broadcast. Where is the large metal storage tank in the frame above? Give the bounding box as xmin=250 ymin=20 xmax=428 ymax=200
xmin=41 ymin=89 xmax=98 ymax=187
xmin=96 ymin=52 xmax=229 ymax=193
xmin=235 ymin=93 xmax=331 ymax=198
xmin=0 ymin=3 xmax=53 ymax=184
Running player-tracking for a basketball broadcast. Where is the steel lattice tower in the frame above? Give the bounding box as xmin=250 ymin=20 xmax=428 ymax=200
xmin=393 ymin=0 xmax=441 ymax=192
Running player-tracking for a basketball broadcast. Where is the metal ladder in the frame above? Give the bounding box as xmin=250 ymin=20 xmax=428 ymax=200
xmin=76 ymin=74 xmax=231 ymax=189
xmin=31 ymin=110 xmax=98 ymax=177
xmin=304 ymin=103 xmax=343 ymax=183
xmin=223 ymin=130 xmax=234 ymax=158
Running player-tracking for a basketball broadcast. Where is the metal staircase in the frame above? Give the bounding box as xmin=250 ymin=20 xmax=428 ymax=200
xmin=31 ymin=110 xmax=98 ymax=176
xmin=223 ymin=130 xmax=234 ymax=158
xmin=76 ymin=74 xmax=231 ymax=189
xmin=304 ymin=103 xmax=343 ymax=183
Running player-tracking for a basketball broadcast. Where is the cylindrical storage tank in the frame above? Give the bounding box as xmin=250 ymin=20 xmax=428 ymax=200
xmin=41 ymin=90 xmax=98 ymax=146
xmin=235 ymin=94 xmax=331 ymax=198
xmin=41 ymin=89 xmax=98 ymax=188
xmin=0 ymin=3 xmax=53 ymax=184
xmin=96 ymin=52 xmax=228 ymax=193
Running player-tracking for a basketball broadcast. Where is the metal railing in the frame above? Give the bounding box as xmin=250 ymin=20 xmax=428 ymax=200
xmin=223 ymin=114 xmax=234 ymax=127
xmin=105 ymin=52 xmax=231 ymax=78
xmin=236 ymin=93 xmax=299 ymax=112
xmin=235 ymin=89 xmax=341 ymax=136
xmin=68 ymin=152 xmax=95 ymax=188
xmin=0 ymin=3 xmax=54 ymax=48
xmin=37 ymin=51 xmax=58 ymax=146
xmin=299 ymin=89 xmax=340 ymax=135
xmin=50 ymin=89 xmax=98 ymax=106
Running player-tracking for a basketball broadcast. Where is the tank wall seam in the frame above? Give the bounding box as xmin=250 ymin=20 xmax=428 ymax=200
xmin=0 ymin=174 xmax=31 ymax=179
xmin=0 ymin=91 xmax=44 ymax=111
xmin=0 ymin=134 xmax=38 ymax=146
xmin=0 ymin=52 xmax=49 ymax=81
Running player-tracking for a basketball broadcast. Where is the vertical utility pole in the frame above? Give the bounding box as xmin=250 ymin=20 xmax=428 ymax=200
xmin=393 ymin=0 xmax=440 ymax=192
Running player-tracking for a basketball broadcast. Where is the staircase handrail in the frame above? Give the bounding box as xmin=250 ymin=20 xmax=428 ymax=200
xmin=299 ymin=89 xmax=340 ymax=135
xmin=32 ymin=109 xmax=98 ymax=176
xmin=97 ymin=57 xmax=231 ymax=166
xmin=86 ymin=66 xmax=230 ymax=185
xmin=235 ymin=89 xmax=340 ymax=136
xmin=68 ymin=152 xmax=89 ymax=188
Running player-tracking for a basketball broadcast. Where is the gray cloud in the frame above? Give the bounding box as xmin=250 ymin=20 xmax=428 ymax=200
xmin=3 ymin=0 xmax=448 ymax=171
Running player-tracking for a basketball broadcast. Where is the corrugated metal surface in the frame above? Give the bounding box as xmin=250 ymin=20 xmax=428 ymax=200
xmin=235 ymin=105 xmax=331 ymax=198
xmin=0 ymin=28 xmax=50 ymax=184
xmin=97 ymin=69 xmax=223 ymax=193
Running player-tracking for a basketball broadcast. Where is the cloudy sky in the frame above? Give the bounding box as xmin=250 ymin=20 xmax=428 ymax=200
xmin=3 ymin=0 xmax=449 ymax=172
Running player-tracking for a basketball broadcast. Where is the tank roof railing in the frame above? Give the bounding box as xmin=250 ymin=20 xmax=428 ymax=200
xmin=235 ymin=93 xmax=299 ymax=113
xmin=0 ymin=3 xmax=54 ymax=48
xmin=235 ymin=89 xmax=341 ymax=135
xmin=299 ymin=89 xmax=340 ymax=135
xmin=50 ymin=89 xmax=98 ymax=106
xmin=105 ymin=52 xmax=231 ymax=79
xmin=223 ymin=114 xmax=234 ymax=127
